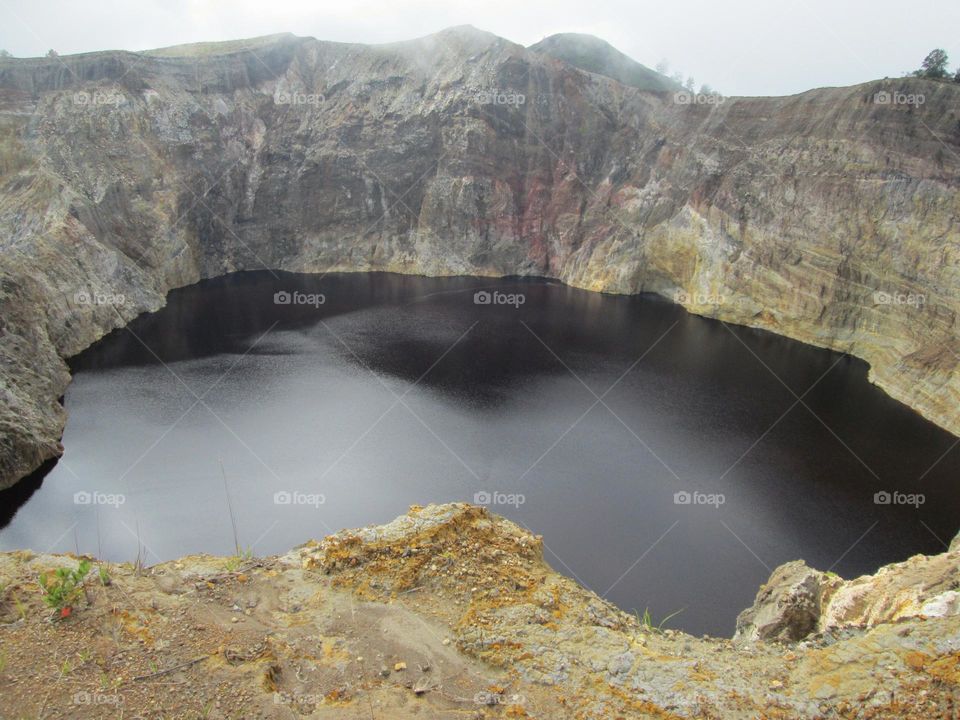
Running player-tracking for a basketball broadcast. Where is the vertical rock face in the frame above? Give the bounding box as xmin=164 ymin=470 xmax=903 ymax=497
xmin=0 ymin=27 xmax=958 ymax=488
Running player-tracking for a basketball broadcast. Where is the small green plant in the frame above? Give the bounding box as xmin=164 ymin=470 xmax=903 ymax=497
xmin=97 ymin=671 xmax=123 ymax=691
xmin=97 ymin=566 xmax=111 ymax=586
xmin=223 ymin=547 xmax=253 ymax=572
xmin=12 ymin=593 xmax=27 ymax=621
xmin=634 ymin=606 xmax=685 ymax=632
xmin=635 ymin=607 xmax=659 ymax=629
xmin=38 ymin=559 xmax=91 ymax=615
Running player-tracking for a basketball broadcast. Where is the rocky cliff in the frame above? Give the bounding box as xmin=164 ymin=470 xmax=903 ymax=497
xmin=1 ymin=504 xmax=957 ymax=718
xmin=0 ymin=27 xmax=958 ymax=489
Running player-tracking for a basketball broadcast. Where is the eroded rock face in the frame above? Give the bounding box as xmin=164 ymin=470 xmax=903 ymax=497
xmin=736 ymin=535 xmax=960 ymax=643
xmin=0 ymin=27 xmax=959 ymax=489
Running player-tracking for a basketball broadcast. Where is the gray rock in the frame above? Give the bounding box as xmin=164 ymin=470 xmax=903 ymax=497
xmin=733 ymin=561 xmax=835 ymax=643
xmin=606 ymin=650 xmax=634 ymax=675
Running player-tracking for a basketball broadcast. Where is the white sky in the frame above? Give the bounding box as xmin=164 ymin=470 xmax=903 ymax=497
xmin=0 ymin=0 xmax=957 ymax=96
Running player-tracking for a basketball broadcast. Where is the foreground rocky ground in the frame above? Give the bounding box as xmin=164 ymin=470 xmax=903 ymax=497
xmin=0 ymin=504 xmax=957 ymax=718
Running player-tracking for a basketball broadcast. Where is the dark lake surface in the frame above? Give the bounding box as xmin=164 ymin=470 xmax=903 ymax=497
xmin=1 ymin=271 xmax=957 ymax=636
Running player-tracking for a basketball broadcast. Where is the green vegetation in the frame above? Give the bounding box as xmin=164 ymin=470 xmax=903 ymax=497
xmin=99 ymin=671 xmax=122 ymax=691
xmin=38 ymin=559 xmax=91 ymax=614
xmin=634 ymin=606 xmax=685 ymax=632
xmin=12 ymin=593 xmax=27 ymax=621
xmin=223 ymin=547 xmax=254 ymax=572
xmin=911 ymin=48 xmax=960 ymax=83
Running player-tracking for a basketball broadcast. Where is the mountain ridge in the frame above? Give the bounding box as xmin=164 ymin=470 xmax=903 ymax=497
xmin=0 ymin=26 xmax=936 ymax=99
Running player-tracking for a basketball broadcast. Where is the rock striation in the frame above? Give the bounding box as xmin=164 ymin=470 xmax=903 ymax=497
xmin=0 ymin=27 xmax=959 ymax=488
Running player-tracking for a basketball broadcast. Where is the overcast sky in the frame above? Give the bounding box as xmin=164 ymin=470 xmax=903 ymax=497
xmin=1 ymin=0 xmax=957 ymax=96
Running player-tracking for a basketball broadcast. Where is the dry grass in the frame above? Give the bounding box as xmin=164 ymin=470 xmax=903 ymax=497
xmin=0 ymin=123 xmax=32 ymax=178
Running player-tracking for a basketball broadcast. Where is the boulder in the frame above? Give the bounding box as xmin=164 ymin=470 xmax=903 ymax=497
xmin=734 ymin=561 xmax=838 ymax=643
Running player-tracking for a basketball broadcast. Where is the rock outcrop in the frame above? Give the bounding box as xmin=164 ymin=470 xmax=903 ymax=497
xmin=733 ymin=561 xmax=842 ymax=643
xmin=737 ymin=536 xmax=960 ymax=643
xmin=2 ymin=504 xmax=957 ymax=718
xmin=1 ymin=27 xmax=959 ymax=489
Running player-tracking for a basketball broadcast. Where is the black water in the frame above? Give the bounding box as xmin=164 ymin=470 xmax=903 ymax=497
xmin=1 ymin=271 xmax=957 ymax=636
